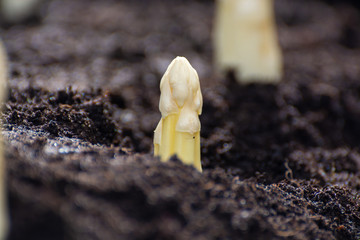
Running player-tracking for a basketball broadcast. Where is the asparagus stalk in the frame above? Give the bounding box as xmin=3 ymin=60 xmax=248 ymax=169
xmin=214 ymin=0 xmax=283 ymax=83
xmin=1 ymin=0 xmax=43 ymax=23
xmin=154 ymin=57 xmax=203 ymax=172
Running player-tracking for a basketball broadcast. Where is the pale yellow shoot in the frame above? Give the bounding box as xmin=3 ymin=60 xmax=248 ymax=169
xmin=159 ymin=114 xmax=178 ymax=161
xmin=0 ymin=40 xmax=8 ymax=240
xmin=153 ymin=119 xmax=162 ymax=156
xmin=154 ymin=56 xmax=203 ymax=172
xmin=214 ymin=0 xmax=283 ymax=83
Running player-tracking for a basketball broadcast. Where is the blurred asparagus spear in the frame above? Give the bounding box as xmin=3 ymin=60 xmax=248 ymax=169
xmin=214 ymin=0 xmax=283 ymax=83
xmin=1 ymin=0 xmax=43 ymax=23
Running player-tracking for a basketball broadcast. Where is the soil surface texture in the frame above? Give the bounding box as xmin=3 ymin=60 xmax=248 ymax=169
xmin=1 ymin=0 xmax=360 ymax=239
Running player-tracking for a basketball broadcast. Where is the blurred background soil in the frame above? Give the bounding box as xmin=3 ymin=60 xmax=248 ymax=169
xmin=1 ymin=0 xmax=360 ymax=239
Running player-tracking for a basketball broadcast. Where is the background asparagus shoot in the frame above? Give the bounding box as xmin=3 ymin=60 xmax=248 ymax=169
xmin=1 ymin=0 xmax=43 ymax=23
xmin=214 ymin=0 xmax=283 ymax=83
xmin=154 ymin=57 xmax=203 ymax=172
xmin=0 ymin=40 xmax=8 ymax=240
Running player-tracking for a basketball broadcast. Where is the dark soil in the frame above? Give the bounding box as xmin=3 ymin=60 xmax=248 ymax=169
xmin=1 ymin=0 xmax=360 ymax=239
